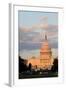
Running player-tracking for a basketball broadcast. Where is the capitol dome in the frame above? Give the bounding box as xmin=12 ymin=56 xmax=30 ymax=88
xmin=28 ymin=34 xmax=53 ymax=69
xmin=40 ymin=34 xmax=52 ymax=68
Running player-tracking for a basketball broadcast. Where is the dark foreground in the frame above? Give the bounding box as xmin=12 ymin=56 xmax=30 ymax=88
xmin=19 ymin=70 xmax=58 ymax=79
xmin=19 ymin=56 xmax=58 ymax=79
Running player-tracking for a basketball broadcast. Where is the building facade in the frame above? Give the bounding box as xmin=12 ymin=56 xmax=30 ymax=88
xmin=27 ymin=34 xmax=53 ymax=70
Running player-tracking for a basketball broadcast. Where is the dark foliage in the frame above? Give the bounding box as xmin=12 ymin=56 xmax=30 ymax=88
xmin=19 ymin=56 xmax=33 ymax=73
xmin=28 ymin=63 xmax=32 ymax=71
xmin=51 ymin=58 xmax=58 ymax=72
xmin=19 ymin=56 xmax=28 ymax=73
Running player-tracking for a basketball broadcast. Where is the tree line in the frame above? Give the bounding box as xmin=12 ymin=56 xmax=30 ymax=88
xmin=19 ymin=56 xmax=58 ymax=73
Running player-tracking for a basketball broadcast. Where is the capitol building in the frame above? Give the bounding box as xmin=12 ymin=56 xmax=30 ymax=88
xmin=27 ymin=34 xmax=53 ymax=70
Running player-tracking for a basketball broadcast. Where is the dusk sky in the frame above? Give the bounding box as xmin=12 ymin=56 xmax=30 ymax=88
xmin=18 ymin=10 xmax=58 ymax=59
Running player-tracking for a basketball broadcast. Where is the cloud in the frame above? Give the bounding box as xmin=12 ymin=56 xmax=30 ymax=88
xmin=47 ymin=32 xmax=57 ymax=36
xmin=47 ymin=25 xmax=58 ymax=31
xmin=39 ymin=16 xmax=48 ymax=22
xmin=19 ymin=23 xmax=58 ymax=52
xmin=19 ymin=49 xmax=40 ymax=59
xmin=19 ymin=37 xmax=58 ymax=52
xmin=19 ymin=23 xmax=48 ymax=33
xmin=19 ymin=29 xmax=40 ymax=42
xmin=30 ymin=23 xmax=48 ymax=30
xmin=19 ymin=27 xmax=31 ymax=32
xmin=19 ymin=43 xmax=58 ymax=58
xmin=19 ymin=25 xmax=58 ymax=44
xmin=19 ymin=42 xmax=41 ymax=51
xmin=19 ymin=23 xmax=58 ymax=34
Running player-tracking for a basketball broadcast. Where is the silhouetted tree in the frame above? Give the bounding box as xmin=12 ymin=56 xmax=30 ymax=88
xmin=19 ymin=56 xmax=28 ymax=73
xmin=28 ymin=63 xmax=32 ymax=71
xmin=51 ymin=58 xmax=58 ymax=72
